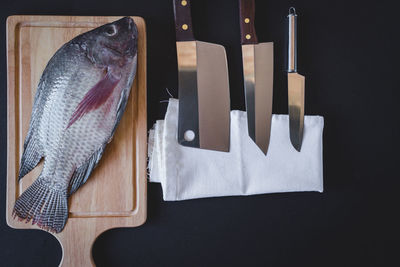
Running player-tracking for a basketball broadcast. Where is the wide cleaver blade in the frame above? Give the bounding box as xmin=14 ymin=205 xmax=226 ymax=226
xmin=176 ymin=40 xmax=230 ymax=152
xmin=173 ymin=0 xmax=230 ymax=152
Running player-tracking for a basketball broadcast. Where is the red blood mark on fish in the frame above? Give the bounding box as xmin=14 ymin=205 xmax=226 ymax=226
xmin=67 ymin=72 xmax=120 ymax=128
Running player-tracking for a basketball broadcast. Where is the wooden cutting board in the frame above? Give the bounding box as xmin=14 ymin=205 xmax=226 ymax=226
xmin=6 ymin=16 xmax=147 ymax=266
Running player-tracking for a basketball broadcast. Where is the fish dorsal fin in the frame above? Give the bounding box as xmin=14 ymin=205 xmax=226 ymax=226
xmin=67 ymin=71 xmax=119 ymax=128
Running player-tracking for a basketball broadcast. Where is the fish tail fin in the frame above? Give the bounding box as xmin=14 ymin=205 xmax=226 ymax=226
xmin=13 ymin=176 xmax=68 ymax=233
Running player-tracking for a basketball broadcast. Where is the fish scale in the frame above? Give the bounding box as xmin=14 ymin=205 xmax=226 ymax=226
xmin=13 ymin=17 xmax=138 ymax=233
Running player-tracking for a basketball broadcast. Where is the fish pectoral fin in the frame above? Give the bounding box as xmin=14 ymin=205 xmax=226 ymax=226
xmin=18 ymin=132 xmax=44 ymax=180
xmin=111 ymin=85 xmax=129 ymax=136
xmin=67 ymin=72 xmax=120 ymax=128
xmin=68 ymin=144 xmax=106 ymax=196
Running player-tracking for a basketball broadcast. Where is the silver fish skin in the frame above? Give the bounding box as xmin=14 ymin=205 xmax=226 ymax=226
xmin=13 ymin=17 xmax=138 ymax=233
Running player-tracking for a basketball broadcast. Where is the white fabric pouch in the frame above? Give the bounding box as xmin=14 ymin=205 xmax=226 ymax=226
xmin=148 ymin=99 xmax=324 ymax=201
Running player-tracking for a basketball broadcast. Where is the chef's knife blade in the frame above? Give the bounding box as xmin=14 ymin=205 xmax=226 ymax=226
xmin=239 ymin=0 xmax=274 ymax=155
xmin=287 ymin=7 xmax=305 ymax=152
xmin=173 ymin=0 xmax=230 ymax=152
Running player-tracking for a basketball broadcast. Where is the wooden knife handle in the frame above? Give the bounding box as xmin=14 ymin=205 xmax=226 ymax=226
xmin=173 ymin=0 xmax=195 ymax=41
xmin=238 ymin=0 xmax=258 ymax=45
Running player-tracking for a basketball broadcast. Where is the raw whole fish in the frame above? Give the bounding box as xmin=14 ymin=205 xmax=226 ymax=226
xmin=13 ymin=17 xmax=138 ymax=233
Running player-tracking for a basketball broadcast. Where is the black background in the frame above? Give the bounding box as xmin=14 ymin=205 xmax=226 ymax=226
xmin=1 ymin=0 xmax=399 ymax=266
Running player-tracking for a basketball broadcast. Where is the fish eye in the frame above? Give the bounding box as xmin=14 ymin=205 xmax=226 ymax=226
xmin=105 ymin=25 xmax=117 ymax=36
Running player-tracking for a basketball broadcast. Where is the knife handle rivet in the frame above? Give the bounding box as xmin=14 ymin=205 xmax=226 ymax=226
xmin=245 ymin=34 xmax=251 ymax=40
xmin=244 ymin=18 xmax=250 ymax=23
xmin=181 ymin=0 xmax=187 ymax=6
xmin=182 ymin=24 xmax=188 ymax=30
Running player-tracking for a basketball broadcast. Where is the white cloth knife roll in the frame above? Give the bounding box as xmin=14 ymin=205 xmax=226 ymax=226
xmin=148 ymin=99 xmax=324 ymax=201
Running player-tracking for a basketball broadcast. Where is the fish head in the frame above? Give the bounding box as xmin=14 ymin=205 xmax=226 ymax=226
xmin=80 ymin=17 xmax=138 ymax=69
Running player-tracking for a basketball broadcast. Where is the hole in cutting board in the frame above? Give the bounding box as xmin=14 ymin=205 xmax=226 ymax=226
xmin=184 ymin=130 xmax=195 ymax=141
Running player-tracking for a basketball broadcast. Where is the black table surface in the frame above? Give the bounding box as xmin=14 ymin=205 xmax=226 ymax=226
xmin=1 ymin=0 xmax=399 ymax=266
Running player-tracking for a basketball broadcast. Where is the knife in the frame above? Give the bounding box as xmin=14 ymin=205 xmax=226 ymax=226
xmin=287 ymin=7 xmax=305 ymax=152
xmin=173 ymin=0 xmax=231 ymax=152
xmin=238 ymin=0 xmax=274 ymax=155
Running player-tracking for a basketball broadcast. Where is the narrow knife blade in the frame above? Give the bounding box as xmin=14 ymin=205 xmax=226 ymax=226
xmin=242 ymin=43 xmax=274 ymax=154
xmin=242 ymin=44 xmax=256 ymax=141
xmin=288 ymin=72 xmax=305 ymax=151
xmin=287 ymin=7 xmax=305 ymax=151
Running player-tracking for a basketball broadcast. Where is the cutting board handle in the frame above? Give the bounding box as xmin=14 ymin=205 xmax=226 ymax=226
xmin=238 ymin=0 xmax=258 ymax=45
xmin=173 ymin=0 xmax=195 ymax=41
xmin=56 ymin=227 xmax=98 ymax=267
